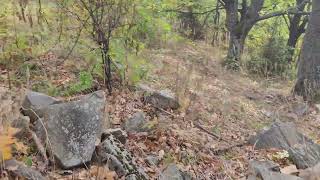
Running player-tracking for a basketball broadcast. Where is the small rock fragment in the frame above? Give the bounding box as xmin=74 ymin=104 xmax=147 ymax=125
xmin=159 ymin=163 xmax=193 ymax=180
xmin=5 ymin=159 xmax=46 ymax=180
xmin=145 ymin=89 xmax=180 ymax=110
xmin=124 ymin=112 xmax=149 ymax=133
xmin=136 ymin=84 xmax=179 ymax=109
xmin=145 ymin=155 xmax=159 ymax=166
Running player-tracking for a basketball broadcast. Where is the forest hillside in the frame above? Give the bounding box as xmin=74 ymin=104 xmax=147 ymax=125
xmin=1 ymin=0 xmax=320 ymax=180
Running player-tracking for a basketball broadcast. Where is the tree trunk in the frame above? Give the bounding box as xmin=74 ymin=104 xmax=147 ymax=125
xmin=294 ymin=0 xmax=320 ymax=101
xmin=223 ymin=0 xmax=263 ymax=69
xmin=286 ymin=0 xmax=308 ymax=63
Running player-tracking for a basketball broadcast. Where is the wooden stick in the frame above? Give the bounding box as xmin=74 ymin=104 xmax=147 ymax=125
xmin=194 ymin=122 xmax=228 ymax=142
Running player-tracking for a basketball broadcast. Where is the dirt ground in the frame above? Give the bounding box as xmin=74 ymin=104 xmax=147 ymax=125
xmin=1 ymin=41 xmax=319 ymax=179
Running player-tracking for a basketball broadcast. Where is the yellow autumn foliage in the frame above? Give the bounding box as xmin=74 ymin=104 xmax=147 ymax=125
xmin=0 ymin=127 xmax=22 ymax=161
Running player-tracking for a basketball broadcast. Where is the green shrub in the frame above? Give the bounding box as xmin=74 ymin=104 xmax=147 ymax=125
xmin=245 ymin=36 xmax=291 ymax=77
xmin=64 ymin=71 xmax=93 ymax=96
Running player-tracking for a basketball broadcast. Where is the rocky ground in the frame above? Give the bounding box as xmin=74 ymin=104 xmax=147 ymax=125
xmin=1 ymin=42 xmax=320 ymax=179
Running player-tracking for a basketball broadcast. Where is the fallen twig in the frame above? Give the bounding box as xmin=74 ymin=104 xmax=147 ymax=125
xmin=213 ymin=141 xmax=248 ymax=155
xmin=194 ymin=122 xmax=228 ymax=142
xmin=155 ymin=107 xmax=176 ymax=117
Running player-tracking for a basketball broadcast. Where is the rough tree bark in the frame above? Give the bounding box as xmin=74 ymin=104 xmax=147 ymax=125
xmin=294 ymin=0 xmax=320 ymax=101
xmin=223 ymin=0 xmax=264 ymax=68
xmin=286 ymin=0 xmax=309 ymax=63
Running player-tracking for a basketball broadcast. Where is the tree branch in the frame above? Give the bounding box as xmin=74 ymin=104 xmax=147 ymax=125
xmin=257 ymin=0 xmax=311 ymax=22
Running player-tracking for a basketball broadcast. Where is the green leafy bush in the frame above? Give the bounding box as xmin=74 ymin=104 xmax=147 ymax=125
xmin=64 ymin=71 xmax=93 ymax=96
xmin=245 ymin=19 xmax=292 ymax=77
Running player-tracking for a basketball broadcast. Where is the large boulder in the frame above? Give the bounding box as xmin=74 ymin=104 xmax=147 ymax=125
xmin=288 ymin=142 xmax=320 ymax=169
xmin=22 ymin=91 xmax=60 ymax=123
xmin=35 ymin=91 xmax=105 ymax=169
xmin=95 ymin=135 xmax=148 ymax=179
xmin=248 ymin=122 xmax=311 ymax=150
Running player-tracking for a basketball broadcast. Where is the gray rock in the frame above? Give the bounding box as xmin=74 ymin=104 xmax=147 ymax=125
xmin=22 ymin=91 xmax=60 ymax=123
xmin=125 ymin=174 xmax=138 ymax=180
xmin=35 ymin=91 xmax=105 ymax=169
xmin=159 ymin=163 xmax=193 ymax=180
xmin=102 ymin=128 xmax=128 ymax=144
xmin=248 ymin=160 xmax=280 ymax=175
xmin=145 ymin=155 xmax=159 ymax=166
xmin=136 ymin=84 xmax=179 ymax=109
xmin=248 ymin=160 xmax=302 ymax=180
xmin=288 ymin=142 xmax=320 ymax=169
xmin=159 ymin=164 xmax=184 ymax=180
xmin=95 ymin=135 xmax=148 ymax=179
xmin=145 ymin=89 xmax=180 ymax=110
xmin=291 ymin=103 xmax=308 ymax=116
xmin=4 ymin=159 xmax=46 ymax=180
xmin=248 ymin=122 xmax=311 ymax=150
xmin=11 ymin=116 xmax=30 ymax=138
xmin=124 ymin=112 xmax=148 ymax=133
xmin=299 ymin=162 xmax=320 ymax=179
xmin=136 ymin=83 xmax=155 ymax=93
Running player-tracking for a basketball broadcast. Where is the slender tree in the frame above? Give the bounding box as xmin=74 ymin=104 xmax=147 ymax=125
xmin=294 ymin=0 xmax=320 ymax=101
xmin=286 ymin=0 xmax=310 ymax=63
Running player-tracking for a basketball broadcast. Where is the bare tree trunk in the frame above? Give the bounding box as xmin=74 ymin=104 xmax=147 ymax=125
xmin=223 ymin=0 xmax=264 ymax=69
xmin=294 ymin=0 xmax=320 ymax=101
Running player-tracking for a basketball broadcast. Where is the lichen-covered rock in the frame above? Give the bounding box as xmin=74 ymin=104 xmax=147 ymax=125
xmin=95 ymin=135 xmax=148 ymax=179
xmin=248 ymin=121 xmax=311 ymax=150
xmin=288 ymin=142 xmax=320 ymax=169
xmin=22 ymin=91 xmax=60 ymax=123
xmin=102 ymin=128 xmax=127 ymax=144
xmin=35 ymin=91 xmax=105 ymax=169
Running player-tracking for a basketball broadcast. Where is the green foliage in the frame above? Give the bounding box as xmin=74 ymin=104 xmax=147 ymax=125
xmin=64 ymin=71 xmax=93 ymax=96
xmin=245 ymin=18 xmax=292 ymax=77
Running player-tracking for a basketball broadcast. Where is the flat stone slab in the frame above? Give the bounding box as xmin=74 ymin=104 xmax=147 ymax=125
xmin=248 ymin=121 xmax=311 ymax=150
xmin=36 ymin=91 xmax=105 ymax=169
